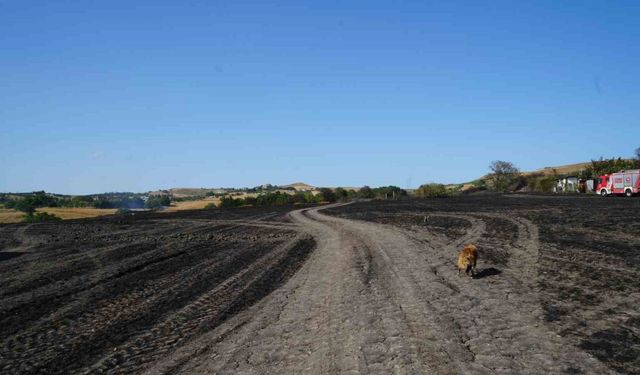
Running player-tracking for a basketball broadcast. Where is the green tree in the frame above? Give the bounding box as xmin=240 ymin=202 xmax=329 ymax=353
xmin=488 ymin=161 xmax=520 ymax=192
xmin=318 ymin=188 xmax=336 ymax=202
xmin=358 ymin=186 xmax=374 ymax=199
xmin=334 ymin=187 xmax=349 ymax=202
xmin=14 ymin=199 xmax=36 ymax=215
xmin=145 ymin=195 xmax=171 ymax=209
xmin=372 ymin=186 xmax=406 ymax=199
xmin=590 ymin=157 xmax=637 ymax=176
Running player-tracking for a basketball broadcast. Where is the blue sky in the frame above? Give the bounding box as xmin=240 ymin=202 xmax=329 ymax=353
xmin=1 ymin=1 xmax=639 ymax=194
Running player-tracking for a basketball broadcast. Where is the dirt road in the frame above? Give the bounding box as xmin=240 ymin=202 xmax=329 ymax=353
xmin=148 ymin=204 xmax=612 ymax=374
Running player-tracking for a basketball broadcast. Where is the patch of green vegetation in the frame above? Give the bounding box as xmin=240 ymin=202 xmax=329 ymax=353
xmin=415 ymin=183 xmax=450 ymax=198
xmin=22 ymin=212 xmax=62 ymax=223
xmin=145 ymin=195 xmax=171 ymax=209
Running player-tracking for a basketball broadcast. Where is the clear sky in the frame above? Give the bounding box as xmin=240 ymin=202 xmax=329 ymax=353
xmin=1 ymin=1 xmax=639 ymax=194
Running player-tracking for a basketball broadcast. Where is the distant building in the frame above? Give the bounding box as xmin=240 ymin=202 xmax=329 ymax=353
xmin=554 ymin=176 xmax=579 ymax=193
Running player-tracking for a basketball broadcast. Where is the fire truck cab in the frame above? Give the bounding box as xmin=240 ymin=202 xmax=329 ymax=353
xmin=596 ymin=170 xmax=640 ymax=197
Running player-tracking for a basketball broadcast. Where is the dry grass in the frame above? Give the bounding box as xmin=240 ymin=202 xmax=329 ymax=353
xmin=164 ymin=198 xmax=220 ymax=212
xmin=0 ymin=208 xmax=117 ymax=224
xmin=37 ymin=207 xmax=117 ymax=220
xmin=0 ymin=209 xmax=27 ymax=224
xmin=527 ymin=162 xmax=591 ymax=176
xmin=0 ymin=199 xmax=223 ymax=224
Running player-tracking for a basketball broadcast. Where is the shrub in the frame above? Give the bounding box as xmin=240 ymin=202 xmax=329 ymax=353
xmin=204 ymin=202 xmax=216 ymax=209
xmin=358 ymin=186 xmax=374 ymax=199
xmin=219 ymin=196 xmax=243 ymax=208
xmin=243 ymin=196 xmax=258 ymax=206
xmin=317 ymin=188 xmax=337 ymax=202
xmin=536 ymin=176 xmax=556 ymax=193
xmin=145 ymin=195 xmax=171 ymax=209
xmin=256 ymin=191 xmax=290 ymax=206
xmin=334 ymin=188 xmax=349 ymax=202
xmin=416 ymin=183 xmax=449 ymax=198
xmin=23 ymin=212 xmax=62 ymax=223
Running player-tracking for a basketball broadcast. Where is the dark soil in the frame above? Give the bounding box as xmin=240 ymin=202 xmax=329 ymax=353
xmin=0 ymin=206 xmax=314 ymax=374
xmin=2 ymin=195 xmax=639 ymax=374
xmin=326 ymin=195 xmax=640 ymax=375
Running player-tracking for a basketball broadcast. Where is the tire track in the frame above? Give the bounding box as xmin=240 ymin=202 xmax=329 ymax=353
xmin=147 ymin=205 xmax=613 ymax=374
xmin=0 ymin=214 xmax=310 ymax=374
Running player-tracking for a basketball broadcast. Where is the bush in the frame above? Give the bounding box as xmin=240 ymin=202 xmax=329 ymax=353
xmin=116 ymin=208 xmax=132 ymax=215
xmin=23 ymin=212 xmax=62 ymax=223
xmin=219 ymin=196 xmax=243 ymax=208
xmin=416 ymin=183 xmax=449 ymax=198
xmin=358 ymin=186 xmax=374 ymax=199
xmin=243 ymin=196 xmax=258 ymax=206
xmin=204 ymin=202 xmax=216 ymax=209
xmin=145 ymin=195 xmax=171 ymax=209
xmin=536 ymin=176 xmax=556 ymax=193
xmin=292 ymin=192 xmax=310 ymax=204
xmin=255 ymin=191 xmax=291 ymax=206
xmin=334 ymin=188 xmax=349 ymax=202
xmin=317 ymin=188 xmax=337 ymax=203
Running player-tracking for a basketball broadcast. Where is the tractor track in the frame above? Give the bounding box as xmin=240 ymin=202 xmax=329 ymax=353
xmin=0 ymin=207 xmax=315 ymax=374
xmin=2 ymin=196 xmax=637 ymax=374
xmin=147 ymin=204 xmax=612 ymax=374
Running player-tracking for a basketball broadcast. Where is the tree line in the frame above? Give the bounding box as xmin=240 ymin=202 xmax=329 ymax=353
xmin=215 ymin=186 xmax=408 ymax=208
xmin=1 ymin=192 xmax=172 ymax=220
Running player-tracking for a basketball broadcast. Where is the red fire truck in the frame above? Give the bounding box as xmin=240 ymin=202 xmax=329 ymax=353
xmin=596 ymin=170 xmax=640 ymax=197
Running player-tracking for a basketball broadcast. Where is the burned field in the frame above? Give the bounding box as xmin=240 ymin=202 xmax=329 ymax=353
xmin=0 ymin=207 xmax=314 ymax=374
xmin=325 ymin=195 xmax=640 ymax=375
xmin=1 ymin=195 xmax=639 ymax=374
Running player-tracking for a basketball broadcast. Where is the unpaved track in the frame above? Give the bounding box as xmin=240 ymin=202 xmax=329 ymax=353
xmin=148 ymin=204 xmax=612 ymax=374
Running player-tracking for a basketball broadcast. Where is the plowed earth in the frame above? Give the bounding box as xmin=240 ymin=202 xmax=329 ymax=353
xmin=1 ymin=195 xmax=638 ymax=374
xmin=0 ymin=207 xmax=314 ymax=374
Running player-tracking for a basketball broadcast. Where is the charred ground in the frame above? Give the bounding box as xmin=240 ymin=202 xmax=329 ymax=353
xmin=325 ymin=195 xmax=640 ymax=375
xmin=0 ymin=206 xmax=314 ymax=374
xmin=1 ymin=195 xmax=639 ymax=374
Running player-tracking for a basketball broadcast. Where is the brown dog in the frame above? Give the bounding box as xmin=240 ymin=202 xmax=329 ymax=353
xmin=457 ymin=244 xmax=478 ymax=277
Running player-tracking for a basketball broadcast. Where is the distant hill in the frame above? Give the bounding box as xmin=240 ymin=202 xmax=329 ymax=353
xmin=162 ymin=188 xmax=226 ymax=198
xmin=282 ymin=182 xmax=317 ymax=191
xmin=524 ymin=162 xmax=592 ymax=176
xmin=459 ymin=161 xmax=594 ymax=192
